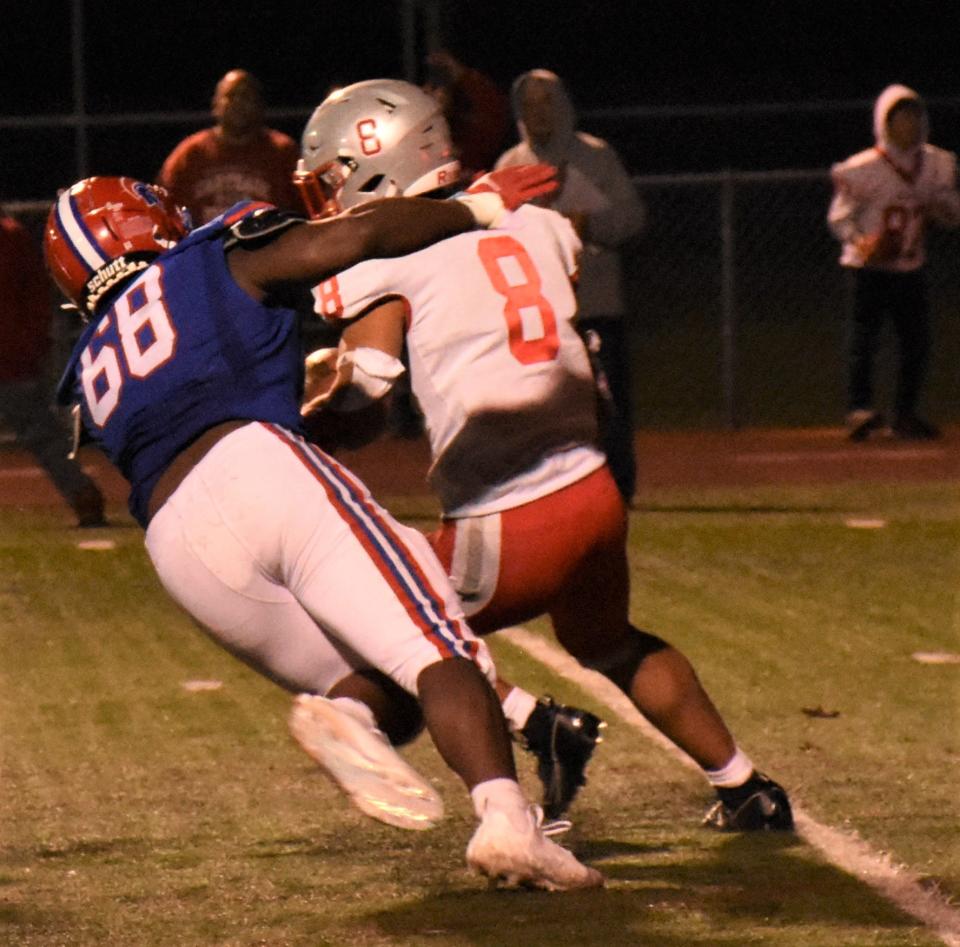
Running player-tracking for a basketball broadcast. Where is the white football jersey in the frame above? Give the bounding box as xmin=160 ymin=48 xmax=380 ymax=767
xmin=316 ymin=205 xmax=606 ymax=517
xmin=828 ymin=143 xmax=960 ymax=271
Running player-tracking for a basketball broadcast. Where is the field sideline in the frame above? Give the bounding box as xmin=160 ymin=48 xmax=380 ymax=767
xmin=1 ymin=426 xmax=957 ymax=946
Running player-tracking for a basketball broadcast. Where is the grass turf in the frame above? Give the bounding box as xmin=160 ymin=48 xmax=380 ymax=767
xmin=0 ymin=482 xmax=955 ymax=946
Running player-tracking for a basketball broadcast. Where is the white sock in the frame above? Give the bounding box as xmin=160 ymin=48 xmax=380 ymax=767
xmin=704 ymin=747 xmax=755 ymax=788
xmin=470 ymin=777 xmax=528 ymax=820
xmin=501 ymin=687 xmax=538 ymax=735
xmin=329 ymin=696 xmax=378 ymax=731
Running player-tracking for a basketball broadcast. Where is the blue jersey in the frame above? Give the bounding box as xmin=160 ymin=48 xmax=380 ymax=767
xmin=58 ymin=202 xmax=304 ymax=527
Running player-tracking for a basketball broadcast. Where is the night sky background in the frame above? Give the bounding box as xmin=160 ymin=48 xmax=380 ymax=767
xmin=4 ymin=0 xmax=960 ymax=200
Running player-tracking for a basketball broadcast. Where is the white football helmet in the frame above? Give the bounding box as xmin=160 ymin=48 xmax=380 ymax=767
xmin=297 ymin=79 xmax=461 ymax=217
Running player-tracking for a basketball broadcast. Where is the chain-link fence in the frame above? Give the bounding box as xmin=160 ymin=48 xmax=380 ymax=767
xmin=7 ymin=170 xmax=960 ymax=431
xmin=625 ymin=169 xmax=960 ymax=429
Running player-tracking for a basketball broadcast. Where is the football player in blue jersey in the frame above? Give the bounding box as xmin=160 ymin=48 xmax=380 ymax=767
xmin=43 ymin=172 xmax=603 ymax=891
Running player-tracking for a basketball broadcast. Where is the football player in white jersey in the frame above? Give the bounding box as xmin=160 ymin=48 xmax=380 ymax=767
xmin=296 ymin=80 xmax=793 ymax=832
xmin=828 ymin=84 xmax=960 ymax=441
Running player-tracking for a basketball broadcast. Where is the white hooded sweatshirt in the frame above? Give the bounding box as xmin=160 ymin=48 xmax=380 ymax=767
xmin=828 ymin=83 xmax=960 ymax=271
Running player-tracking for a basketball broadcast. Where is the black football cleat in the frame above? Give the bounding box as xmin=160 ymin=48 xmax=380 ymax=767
xmin=521 ymin=697 xmax=605 ymax=820
xmin=702 ymin=772 xmax=794 ymax=832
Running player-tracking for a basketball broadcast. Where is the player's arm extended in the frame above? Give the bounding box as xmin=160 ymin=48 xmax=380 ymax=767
xmin=232 ymin=198 xmax=473 ymax=299
xmin=233 ymin=164 xmax=557 ymax=299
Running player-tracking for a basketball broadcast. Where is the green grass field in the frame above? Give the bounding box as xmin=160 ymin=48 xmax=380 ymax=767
xmin=0 ymin=480 xmax=957 ymax=946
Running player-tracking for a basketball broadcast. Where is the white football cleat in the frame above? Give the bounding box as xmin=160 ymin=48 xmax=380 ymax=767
xmin=289 ymin=694 xmax=444 ymax=831
xmin=466 ymin=803 xmax=604 ymax=891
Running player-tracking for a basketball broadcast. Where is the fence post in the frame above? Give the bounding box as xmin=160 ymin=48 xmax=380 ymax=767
xmin=70 ymin=0 xmax=89 ymax=178
xmin=399 ymin=0 xmax=417 ymax=82
xmin=720 ymin=170 xmax=738 ymax=429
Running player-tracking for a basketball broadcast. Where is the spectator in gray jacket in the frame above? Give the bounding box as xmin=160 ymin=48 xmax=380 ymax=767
xmin=496 ymin=69 xmax=645 ymax=502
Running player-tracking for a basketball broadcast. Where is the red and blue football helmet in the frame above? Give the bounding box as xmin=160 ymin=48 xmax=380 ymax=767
xmin=44 ymin=176 xmax=191 ymax=316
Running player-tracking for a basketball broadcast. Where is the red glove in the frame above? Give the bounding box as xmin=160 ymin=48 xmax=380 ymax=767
xmin=467 ymin=163 xmax=558 ymax=208
xmin=455 ymin=163 xmax=558 ymax=227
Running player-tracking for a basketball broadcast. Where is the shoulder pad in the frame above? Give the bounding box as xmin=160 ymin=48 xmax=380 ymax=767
xmin=224 ymin=208 xmax=305 ymax=250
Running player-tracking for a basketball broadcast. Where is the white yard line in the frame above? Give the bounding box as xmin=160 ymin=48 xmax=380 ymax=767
xmin=501 ymin=625 xmax=960 ymax=947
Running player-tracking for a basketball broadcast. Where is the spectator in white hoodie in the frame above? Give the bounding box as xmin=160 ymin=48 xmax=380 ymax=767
xmin=828 ymin=84 xmax=960 ymax=441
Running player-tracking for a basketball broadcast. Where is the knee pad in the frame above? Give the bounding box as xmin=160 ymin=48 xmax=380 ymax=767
xmin=580 ymin=626 xmax=669 ymax=692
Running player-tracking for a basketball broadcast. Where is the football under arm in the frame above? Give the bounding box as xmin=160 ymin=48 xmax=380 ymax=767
xmin=299 ymin=300 xmax=407 ymax=452
xmin=301 ymin=299 xmax=407 ymax=416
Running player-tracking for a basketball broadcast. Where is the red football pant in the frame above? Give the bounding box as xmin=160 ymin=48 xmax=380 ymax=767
xmin=428 ymin=465 xmax=631 ymax=664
